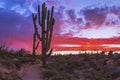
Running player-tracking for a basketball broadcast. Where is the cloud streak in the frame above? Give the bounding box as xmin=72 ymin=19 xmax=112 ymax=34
xmin=57 ymin=44 xmax=81 ymax=47
xmin=101 ymin=44 xmax=120 ymax=48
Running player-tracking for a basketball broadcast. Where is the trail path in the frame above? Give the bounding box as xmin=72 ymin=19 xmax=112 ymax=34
xmin=21 ymin=64 xmax=42 ymax=80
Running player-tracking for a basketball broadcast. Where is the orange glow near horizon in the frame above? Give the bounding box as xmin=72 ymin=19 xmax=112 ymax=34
xmin=5 ymin=36 xmax=120 ymax=54
xmin=51 ymin=37 xmax=120 ymax=52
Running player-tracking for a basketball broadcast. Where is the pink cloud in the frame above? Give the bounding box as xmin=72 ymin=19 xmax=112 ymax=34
xmin=46 ymin=0 xmax=60 ymax=7
xmin=29 ymin=0 xmax=35 ymax=3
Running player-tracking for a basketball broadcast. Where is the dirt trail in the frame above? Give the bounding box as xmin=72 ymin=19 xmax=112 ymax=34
xmin=21 ymin=64 xmax=42 ymax=80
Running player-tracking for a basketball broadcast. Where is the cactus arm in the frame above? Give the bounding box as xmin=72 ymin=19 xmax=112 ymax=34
xmin=32 ymin=33 xmax=36 ymax=55
xmin=38 ymin=5 xmax=42 ymax=26
xmin=32 ymin=13 xmax=42 ymax=41
xmin=35 ymin=41 xmax=39 ymax=49
xmin=47 ymin=49 xmax=53 ymax=57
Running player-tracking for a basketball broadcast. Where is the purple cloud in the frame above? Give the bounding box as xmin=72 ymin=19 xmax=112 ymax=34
xmin=66 ymin=9 xmax=76 ymax=21
xmin=80 ymin=5 xmax=120 ymax=26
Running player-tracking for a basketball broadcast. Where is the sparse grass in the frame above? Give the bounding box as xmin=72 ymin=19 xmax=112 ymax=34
xmin=0 ymin=47 xmax=120 ymax=80
xmin=41 ymin=53 xmax=120 ymax=80
xmin=0 ymin=48 xmax=40 ymax=80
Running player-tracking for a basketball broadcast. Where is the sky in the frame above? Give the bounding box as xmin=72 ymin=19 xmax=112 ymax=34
xmin=0 ymin=0 xmax=120 ymax=52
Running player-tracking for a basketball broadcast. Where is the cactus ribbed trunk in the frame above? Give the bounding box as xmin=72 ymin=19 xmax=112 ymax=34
xmin=32 ymin=3 xmax=55 ymax=66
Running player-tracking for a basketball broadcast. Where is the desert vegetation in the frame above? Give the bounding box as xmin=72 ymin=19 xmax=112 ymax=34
xmin=41 ymin=52 xmax=120 ymax=80
xmin=0 ymin=44 xmax=40 ymax=80
xmin=0 ymin=43 xmax=120 ymax=80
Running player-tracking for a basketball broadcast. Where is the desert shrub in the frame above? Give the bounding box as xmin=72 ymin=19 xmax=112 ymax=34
xmin=41 ymin=53 xmax=120 ymax=80
xmin=6 ymin=74 xmax=21 ymax=80
xmin=42 ymin=70 xmax=57 ymax=79
xmin=49 ymin=74 xmax=75 ymax=80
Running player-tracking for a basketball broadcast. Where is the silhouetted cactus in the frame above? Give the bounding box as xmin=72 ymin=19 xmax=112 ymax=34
xmin=32 ymin=33 xmax=39 ymax=56
xmin=32 ymin=3 xmax=55 ymax=66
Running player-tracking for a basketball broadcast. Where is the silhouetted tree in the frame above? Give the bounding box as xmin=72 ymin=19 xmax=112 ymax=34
xmin=32 ymin=3 xmax=55 ymax=66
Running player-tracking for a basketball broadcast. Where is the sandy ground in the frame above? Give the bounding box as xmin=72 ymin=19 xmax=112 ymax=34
xmin=21 ymin=64 xmax=42 ymax=80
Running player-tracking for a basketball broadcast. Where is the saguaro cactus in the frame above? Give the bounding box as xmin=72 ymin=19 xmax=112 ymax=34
xmin=32 ymin=3 xmax=55 ymax=66
xmin=32 ymin=32 xmax=39 ymax=56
